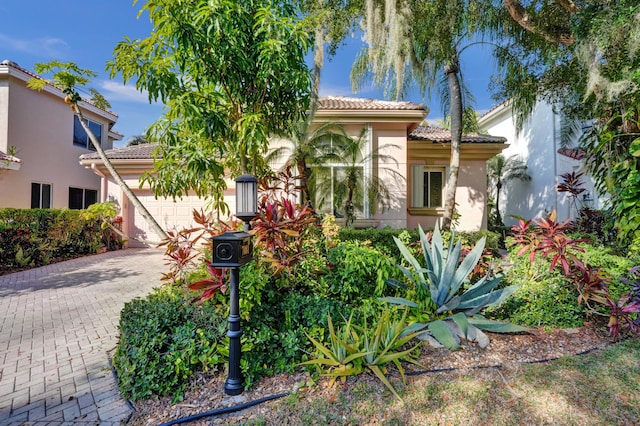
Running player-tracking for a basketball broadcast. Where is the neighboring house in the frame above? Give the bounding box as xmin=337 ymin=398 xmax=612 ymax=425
xmin=0 ymin=60 xmax=122 ymax=209
xmin=479 ymin=100 xmax=599 ymax=225
xmin=80 ymin=97 xmax=506 ymax=246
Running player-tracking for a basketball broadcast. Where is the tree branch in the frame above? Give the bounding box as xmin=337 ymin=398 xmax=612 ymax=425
xmin=503 ymin=0 xmax=575 ymax=46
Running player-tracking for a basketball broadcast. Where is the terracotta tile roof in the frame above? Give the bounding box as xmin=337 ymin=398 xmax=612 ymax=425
xmin=319 ymin=96 xmax=427 ymax=111
xmin=0 ymin=59 xmax=118 ymax=117
xmin=409 ymin=125 xmax=507 ymax=143
xmin=79 ymin=143 xmax=159 ymax=160
xmin=557 ymin=147 xmax=586 ymax=160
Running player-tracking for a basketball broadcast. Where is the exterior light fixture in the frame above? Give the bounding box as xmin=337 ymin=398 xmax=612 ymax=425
xmin=211 ymin=174 xmax=258 ymax=396
xmin=235 ymin=174 xmax=258 ymax=230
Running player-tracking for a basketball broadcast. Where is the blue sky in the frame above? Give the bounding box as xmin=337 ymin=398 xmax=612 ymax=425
xmin=1 ymin=1 xmax=499 ymax=147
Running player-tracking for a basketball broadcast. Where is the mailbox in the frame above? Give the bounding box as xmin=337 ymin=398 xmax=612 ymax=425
xmin=211 ymin=231 xmax=253 ymax=267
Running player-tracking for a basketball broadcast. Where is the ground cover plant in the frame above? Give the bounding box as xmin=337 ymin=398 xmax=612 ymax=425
xmin=114 ymin=194 xmax=640 ymax=407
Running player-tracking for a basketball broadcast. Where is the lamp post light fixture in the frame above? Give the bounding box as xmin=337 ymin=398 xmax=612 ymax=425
xmin=211 ymin=174 xmax=258 ymax=396
xmin=235 ymin=174 xmax=258 ymax=231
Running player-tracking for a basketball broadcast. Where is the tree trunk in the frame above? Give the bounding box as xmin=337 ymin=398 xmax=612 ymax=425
xmin=495 ymin=181 xmax=503 ymax=227
xmin=72 ymin=104 xmax=169 ymax=243
xmin=308 ymin=24 xmax=324 ymax=125
xmin=441 ymin=58 xmax=462 ymax=231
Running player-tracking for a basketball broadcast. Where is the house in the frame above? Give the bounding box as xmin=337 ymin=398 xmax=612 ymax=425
xmin=478 ymin=100 xmax=599 ymax=225
xmin=80 ymin=97 xmax=506 ymax=246
xmin=0 ymin=60 xmax=122 ymax=209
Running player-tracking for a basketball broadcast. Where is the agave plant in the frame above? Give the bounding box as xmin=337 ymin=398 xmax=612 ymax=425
xmin=384 ymin=224 xmax=528 ymax=350
xmin=302 ymin=309 xmax=423 ymax=399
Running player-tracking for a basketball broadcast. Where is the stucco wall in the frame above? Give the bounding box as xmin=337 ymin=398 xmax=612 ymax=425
xmin=480 ymin=101 xmax=597 ymax=224
xmin=0 ymin=70 xmax=115 ymax=209
xmin=406 ymin=159 xmax=487 ymax=232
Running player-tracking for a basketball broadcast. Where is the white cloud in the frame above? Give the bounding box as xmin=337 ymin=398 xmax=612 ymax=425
xmin=0 ymin=33 xmax=69 ymax=57
xmin=98 ymin=80 xmax=159 ymax=105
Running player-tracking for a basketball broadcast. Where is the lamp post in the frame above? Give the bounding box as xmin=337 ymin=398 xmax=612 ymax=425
xmin=211 ymin=174 xmax=257 ymax=396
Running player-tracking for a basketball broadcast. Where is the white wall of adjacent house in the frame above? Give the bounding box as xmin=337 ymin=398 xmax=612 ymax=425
xmin=0 ymin=64 xmax=114 ymax=209
xmin=480 ymin=101 xmax=598 ymax=225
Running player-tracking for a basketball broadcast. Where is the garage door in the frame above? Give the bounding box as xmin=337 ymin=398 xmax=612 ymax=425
xmin=127 ymin=190 xmax=207 ymax=247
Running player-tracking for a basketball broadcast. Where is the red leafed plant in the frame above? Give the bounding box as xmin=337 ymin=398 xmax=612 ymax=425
xmin=509 ymin=211 xmax=640 ymax=338
xmin=187 ymin=259 xmax=227 ymax=304
xmin=251 ymin=167 xmax=319 ymax=275
xmin=158 ymin=208 xmax=235 ymax=284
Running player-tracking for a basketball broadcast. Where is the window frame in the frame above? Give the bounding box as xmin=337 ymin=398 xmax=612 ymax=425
xmin=68 ymin=187 xmax=98 ymax=210
xmin=73 ymin=116 xmax=102 ymax=150
xmin=31 ymin=182 xmax=52 ymax=209
xmin=409 ymin=165 xmax=447 ymax=215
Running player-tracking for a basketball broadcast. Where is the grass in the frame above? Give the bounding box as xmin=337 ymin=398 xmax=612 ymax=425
xmin=243 ymin=338 xmax=640 ymax=425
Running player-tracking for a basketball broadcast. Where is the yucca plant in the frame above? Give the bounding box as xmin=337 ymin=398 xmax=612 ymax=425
xmin=356 ymin=309 xmax=423 ymax=399
xmin=301 ymin=314 xmax=368 ymax=386
xmin=302 ymin=310 xmax=423 ymax=399
xmin=384 ymin=224 xmax=528 ymax=350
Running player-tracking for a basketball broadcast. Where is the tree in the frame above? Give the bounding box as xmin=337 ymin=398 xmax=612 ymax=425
xmin=297 ymin=0 xmax=361 ymax=122
xmin=352 ymin=0 xmax=500 ymax=230
xmin=487 ymin=154 xmax=530 ymax=226
xmin=27 ymin=61 xmax=168 ymax=242
xmin=107 ymin=0 xmax=312 ymax=214
xmin=126 ymin=135 xmax=149 ymax=146
xmin=493 ymin=0 xmax=640 ymax=246
xmin=316 ymin=128 xmax=404 ymax=227
xmin=267 ymin=120 xmax=348 ymax=205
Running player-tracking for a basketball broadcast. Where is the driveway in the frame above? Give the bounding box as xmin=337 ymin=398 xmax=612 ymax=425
xmin=0 ymin=248 xmax=165 ymax=425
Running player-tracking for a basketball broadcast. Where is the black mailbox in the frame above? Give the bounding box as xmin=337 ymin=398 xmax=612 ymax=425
xmin=211 ymin=231 xmax=253 ymax=267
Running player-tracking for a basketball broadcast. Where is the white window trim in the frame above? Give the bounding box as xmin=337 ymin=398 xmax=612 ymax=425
xmin=410 ymin=165 xmax=448 ymax=214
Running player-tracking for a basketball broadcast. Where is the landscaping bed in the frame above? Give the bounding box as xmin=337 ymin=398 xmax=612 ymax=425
xmin=127 ymin=320 xmax=615 ymax=425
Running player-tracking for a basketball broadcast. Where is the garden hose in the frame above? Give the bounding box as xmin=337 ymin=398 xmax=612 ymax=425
xmin=157 ymin=392 xmax=290 ymax=426
xmin=114 ymin=342 xmax=615 ymax=425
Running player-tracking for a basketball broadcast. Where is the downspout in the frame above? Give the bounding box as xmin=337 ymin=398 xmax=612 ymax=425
xmin=552 ymin=112 xmax=559 ymax=215
xmin=364 ymin=123 xmax=373 ymax=218
xmin=91 ymin=163 xmax=108 ymax=203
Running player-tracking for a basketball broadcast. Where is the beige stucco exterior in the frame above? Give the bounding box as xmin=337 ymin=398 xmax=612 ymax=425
xmin=0 ymin=61 xmax=121 ymax=209
xmin=80 ymin=97 xmax=506 ymax=246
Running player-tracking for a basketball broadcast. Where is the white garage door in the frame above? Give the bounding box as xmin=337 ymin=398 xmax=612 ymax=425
xmin=127 ymin=190 xmax=207 ymax=247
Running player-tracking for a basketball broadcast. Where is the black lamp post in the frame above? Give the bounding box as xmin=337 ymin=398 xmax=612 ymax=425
xmin=211 ymin=174 xmax=257 ymax=396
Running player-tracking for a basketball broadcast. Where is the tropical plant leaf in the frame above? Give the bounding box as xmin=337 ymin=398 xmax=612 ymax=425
xmin=428 ymin=320 xmax=460 ymax=350
xmin=380 ymin=297 xmax=419 ymax=308
xmin=468 ymin=317 xmax=531 ymax=333
xmin=451 ymin=312 xmax=469 ymax=340
xmin=367 ymin=364 xmax=403 ymax=400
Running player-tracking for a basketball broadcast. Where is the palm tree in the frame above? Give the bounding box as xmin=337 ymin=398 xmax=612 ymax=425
xmin=267 ymin=120 xmax=347 ymax=205
xmin=28 ymin=61 xmax=168 ymax=242
xmin=487 ymin=154 xmax=531 ymax=226
xmin=315 ymin=128 xmax=404 ymax=227
xmin=352 ymin=0 xmax=501 ymax=230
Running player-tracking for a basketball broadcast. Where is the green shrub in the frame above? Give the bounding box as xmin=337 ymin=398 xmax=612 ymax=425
xmin=242 ymin=293 xmax=350 ymax=387
xmin=337 ymin=227 xmax=502 ymax=264
xmin=0 ymin=208 xmax=103 ymax=273
xmin=325 ymin=241 xmax=395 ymax=304
xmin=487 ymin=248 xmax=587 ymax=328
xmin=113 ymin=285 xmax=227 ymax=402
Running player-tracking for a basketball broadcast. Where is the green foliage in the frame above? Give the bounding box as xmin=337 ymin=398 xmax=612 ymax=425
xmin=107 ymin=0 xmax=312 ymax=211
xmin=385 ymin=224 xmax=526 ymax=350
xmin=241 ymin=293 xmax=348 ymax=388
xmin=0 ymin=208 xmax=104 ymax=273
xmin=337 ymin=227 xmax=501 ymax=264
xmin=113 ymin=285 xmax=227 ymax=402
xmin=325 ymin=241 xmax=395 ymax=304
xmin=489 ymin=254 xmax=586 ymax=329
xmin=302 ymin=309 xmax=422 ymax=400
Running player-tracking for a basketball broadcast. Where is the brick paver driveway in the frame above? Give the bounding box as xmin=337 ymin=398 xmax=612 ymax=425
xmin=0 ymin=248 xmax=165 ymax=425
